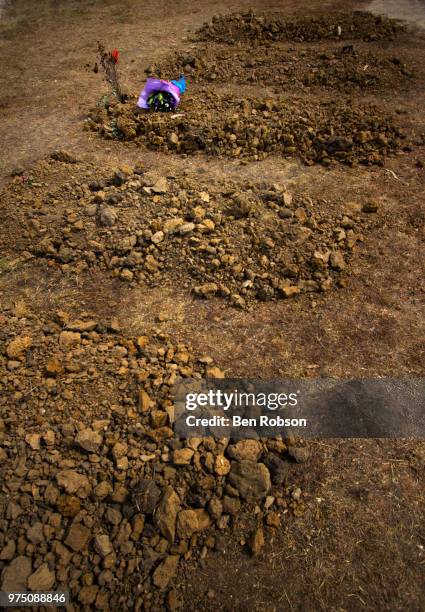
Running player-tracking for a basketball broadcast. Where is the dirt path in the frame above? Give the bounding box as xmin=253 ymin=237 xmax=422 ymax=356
xmin=1 ymin=1 xmax=425 ymax=610
xmin=368 ymin=0 xmax=425 ymax=27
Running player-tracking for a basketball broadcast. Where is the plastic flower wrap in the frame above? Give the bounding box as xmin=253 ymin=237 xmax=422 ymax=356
xmin=137 ymin=75 xmax=186 ymax=112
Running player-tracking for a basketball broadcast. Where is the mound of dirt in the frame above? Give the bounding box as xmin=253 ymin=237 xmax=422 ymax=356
xmin=196 ymin=10 xmax=406 ymax=44
xmin=154 ymin=43 xmax=413 ymax=93
xmin=0 ymin=158 xmax=378 ymax=309
xmin=0 ymin=304 xmax=307 ymax=609
xmin=87 ymin=94 xmax=406 ymax=167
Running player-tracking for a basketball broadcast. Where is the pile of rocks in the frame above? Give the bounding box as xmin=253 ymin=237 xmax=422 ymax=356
xmin=87 ymin=94 xmax=406 ymax=166
xmin=153 ymin=43 xmax=413 ymax=93
xmin=195 ymin=10 xmax=405 ymax=44
xmin=1 ymin=158 xmax=379 ymax=309
xmin=0 ymin=307 xmax=309 ymax=609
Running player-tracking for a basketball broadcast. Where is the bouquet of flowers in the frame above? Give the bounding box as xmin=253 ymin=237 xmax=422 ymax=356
xmin=137 ymin=75 xmax=187 ymax=112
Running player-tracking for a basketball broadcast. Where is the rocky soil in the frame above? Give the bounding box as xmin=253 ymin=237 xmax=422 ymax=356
xmin=195 ymin=10 xmax=406 ymax=44
xmin=155 ymin=42 xmax=414 ymax=93
xmin=0 ymin=155 xmax=381 ymax=309
xmin=87 ymin=93 xmax=407 ymax=166
xmin=87 ymin=11 xmax=414 ymax=167
xmin=0 ymin=304 xmax=308 ymax=610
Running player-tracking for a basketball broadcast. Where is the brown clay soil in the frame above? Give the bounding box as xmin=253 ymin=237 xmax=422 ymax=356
xmin=1 ymin=0 xmax=425 ymax=610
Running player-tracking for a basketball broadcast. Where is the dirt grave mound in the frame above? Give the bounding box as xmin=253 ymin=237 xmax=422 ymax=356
xmin=87 ymin=93 xmax=407 ymax=167
xmin=0 ymin=157 xmax=379 ymax=309
xmin=0 ymin=304 xmax=309 ymax=609
xmin=195 ymin=10 xmax=406 ymax=44
xmin=154 ymin=43 xmax=413 ymax=93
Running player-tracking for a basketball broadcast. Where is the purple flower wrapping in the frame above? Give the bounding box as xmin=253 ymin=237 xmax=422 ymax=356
xmin=137 ymin=78 xmax=181 ymax=109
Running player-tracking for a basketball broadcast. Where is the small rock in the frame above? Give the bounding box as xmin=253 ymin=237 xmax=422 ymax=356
xmin=248 ymin=527 xmax=264 ymax=556
xmin=206 ymin=366 xmax=225 ymax=378
xmin=195 ymin=282 xmax=218 ymax=297
xmin=291 ymin=487 xmax=302 ymax=501
xmin=214 ymin=455 xmax=231 ymax=476
xmin=27 ymin=564 xmax=55 ymax=591
xmin=154 ymin=487 xmax=181 ymax=543
xmin=230 ymin=293 xmax=246 ymax=308
xmin=65 ymin=523 xmax=91 ymax=552
xmin=98 ymin=206 xmax=117 ymax=227
xmin=1 ymin=556 xmax=32 ymax=591
xmin=179 ymin=222 xmax=195 ymax=235
xmin=131 ymin=514 xmax=145 ymax=541
xmin=105 ymin=507 xmax=122 ymax=525
xmin=59 ymin=331 xmax=81 ymax=348
xmin=56 ymin=469 xmax=90 ymax=497
xmin=66 ymin=319 xmax=97 ymax=332
xmin=138 ymin=389 xmax=152 ymax=411
xmin=222 ymin=496 xmax=241 ymax=515
xmin=177 ymin=509 xmax=211 ymax=539
xmin=199 ymin=191 xmax=210 ymax=203
xmin=228 ymin=460 xmax=271 ymax=500
xmin=51 ymin=150 xmax=78 ymax=164
xmin=151 ymin=231 xmax=164 ymax=244
xmin=202 ymin=218 xmax=215 ymax=231
xmin=47 ymin=430 xmax=61 ymax=450
xmin=152 ymin=555 xmax=179 ymax=590
xmin=362 ymin=200 xmax=379 ymax=213
xmin=75 ymin=428 xmax=102 ymax=453
xmin=266 ymin=511 xmax=281 ymax=528
xmin=264 ymin=496 xmax=275 ymax=509
xmin=151 ymin=409 xmax=168 ymax=428
xmin=227 ymin=440 xmax=262 ymax=462
xmin=6 ymin=336 xmax=32 ymax=359
xmin=0 ymin=541 xmax=16 ymax=561
xmin=7 ymin=502 xmax=23 ymax=520
xmin=94 ymin=481 xmax=112 ymax=500
xmin=112 ymin=170 xmax=127 ymax=186
xmin=112 ymin=442 xmax=128 ymax=460
xmin=207 ymin=496 xmax=223 ymax=520
xmin=288 ymin=446 xmax=310 ymax=464
xmin=56 ymin=494 xmax=81 ymax=518
xmin=152 ymin=177 xmax=169 ymax=194
xmin=163 ymin=218 xmax=184 ymax=234
xmin=25 ymin=433 xmax=41 ymax=450
xmin=330 ymin=251 xmax=345 ymax=271
xmin=172 ymin=448 xmax=194 ymax=466
xmin=27 ymin=522 xmax=44 ymax=544
xmin=278 ymin=284 xmax=300 ymax=299
xmin=166 ymin=589 xmax=179 ymax=611
xmin=168 ymin=133 xmax=179 ymax=146
xmin=79 ymin=586 xmax=99 ymax=605
xmin=282 ymin=192 xmax=293 ymax=206
xmin=263 ymin=454 xmax=288 ymax=485
xmin=278 ymin=207 xmax=293 ymax=219
xmin=94 ymin=535 xmax=113 ymax=558
xmin=294 ymin=207 xmax=307 ymax=223
xmin=120 ymin=268 xmax=134 ymax=282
